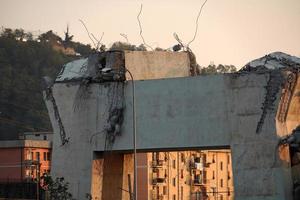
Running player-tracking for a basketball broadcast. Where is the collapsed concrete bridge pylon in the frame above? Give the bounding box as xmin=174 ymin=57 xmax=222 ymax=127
xmin=45 ymin=51 xmax=300 ymax=200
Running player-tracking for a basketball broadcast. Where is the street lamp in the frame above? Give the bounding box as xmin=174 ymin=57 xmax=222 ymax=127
xmin=101 ymin=67 xmax=137 ymax=200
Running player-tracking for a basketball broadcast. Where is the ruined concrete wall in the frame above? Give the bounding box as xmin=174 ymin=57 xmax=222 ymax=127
xmin=124 ymin=51 xmax=190 ymax=80
xmin=46 ymin=51 xmax=191 ymax=200
xmin=226 ymin=73 xmax=292 ymax=200
xmin=45 ymin=83 xmax=112 ymax=199
xmin=46 ymin=72 xmax=293 ymax=200
xmin=277 ymin=73 xmax=300 ymax=135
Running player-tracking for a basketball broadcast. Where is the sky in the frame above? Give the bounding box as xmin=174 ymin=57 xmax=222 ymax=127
xmin=0 ymin=0 xmax=299 ymax=68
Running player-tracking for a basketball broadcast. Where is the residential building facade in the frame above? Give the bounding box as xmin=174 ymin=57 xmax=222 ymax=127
xmin=138 ymin=150 xmax=233 ymax=200
xmin=0 ymin=135 xmax=52 ymax=182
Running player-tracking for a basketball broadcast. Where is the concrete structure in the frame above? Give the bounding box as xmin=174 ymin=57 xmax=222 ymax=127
xmin=45 ymin=51 xmax=300 ymax=200
xmin=137 ymin=150 xmax=233 ymax=200
xmin=0 ymin=139 xmax=52 ymax=181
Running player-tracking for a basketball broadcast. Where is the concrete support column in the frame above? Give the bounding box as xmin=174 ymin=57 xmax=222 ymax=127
xmin=101 ymin=153 xmax=133 ymax=200
xmin=91 ymin=153 xmax=104 ymax=200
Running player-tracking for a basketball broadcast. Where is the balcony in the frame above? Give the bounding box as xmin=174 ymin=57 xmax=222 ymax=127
xmin=193 ymin=174 xmax=206 ymax=185
xmin=151 ymin=193 xmax=165 ymax=200
xmin=194 ymin=178 xmax=204 ymax=185
xmin=152 ymin=160 xmax=164 ymax=168
xmin=152 ymin=178 xmax=166 ymax=185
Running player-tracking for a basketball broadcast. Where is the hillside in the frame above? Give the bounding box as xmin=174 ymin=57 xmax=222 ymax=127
xmin=0 ymin=28 xmax=92 ymax=140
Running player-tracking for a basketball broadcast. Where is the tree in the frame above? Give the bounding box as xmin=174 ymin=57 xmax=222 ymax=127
xmin=200 ymin=64 xmax=237 ymax=74
xmin=63 ymin=25 xmax=74 ymax=48
xmin=14 ymin=29 xmax=26 ymax=41
xmin=0 ymin=27 xmax=80 ymax=140
xmin=109 ymin=41 xmax=147 ymax=51
xmin=42 ymin=175 xmax=73 ymax=200
xmin=38 ymin=30 xmax=62 ymax=44
xmin=1 ymin=28 xmax=15 ymax=39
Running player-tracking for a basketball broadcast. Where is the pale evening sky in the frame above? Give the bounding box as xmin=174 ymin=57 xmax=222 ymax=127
xmin=0 ymin=0 xmax=299 ymax=68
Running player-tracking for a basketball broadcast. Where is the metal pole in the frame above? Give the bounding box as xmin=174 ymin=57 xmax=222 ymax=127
xmin=36 ymin=162 xmax=40 ymax=200
xmin=126 ymin=69 xmax=137 ymax=200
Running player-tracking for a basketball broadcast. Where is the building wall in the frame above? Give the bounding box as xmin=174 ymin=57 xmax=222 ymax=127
xmin=143 ymin=150 xmax=233 ymax=200
xmin=23 ymin=147 xmax=51 ymax=179
xmin=0 ymin=148 xmax=23 ymax=181
xmin=0 ymin=146 xmax=51 ymax=182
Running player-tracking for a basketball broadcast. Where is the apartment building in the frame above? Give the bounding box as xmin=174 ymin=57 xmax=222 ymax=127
xmin=0 ymin=132 xmax=52 ymax=182
xmin=137 ymin=150 xmax=233 ymax=200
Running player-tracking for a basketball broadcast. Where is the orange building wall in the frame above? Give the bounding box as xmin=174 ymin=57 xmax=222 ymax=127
xmin=23 ymin=147 xmax=51 ymax=179
xmin=0 ymin=148 xmax=23 ymax=181
xmin=0 ymin=147 xmax=51 ymax=182
xmin=137 ymin=153 xmax=149 ymax=200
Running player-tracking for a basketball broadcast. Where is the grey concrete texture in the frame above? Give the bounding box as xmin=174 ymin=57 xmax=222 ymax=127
xmin=45 ymin=70 xmax=296 ymax=199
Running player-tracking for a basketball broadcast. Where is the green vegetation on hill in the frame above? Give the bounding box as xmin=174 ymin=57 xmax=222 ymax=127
xmin=0 ymin=28 xmax=92 ymax=140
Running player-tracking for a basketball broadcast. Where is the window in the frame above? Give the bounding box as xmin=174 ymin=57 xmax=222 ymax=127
xmin=172 ymin=160 xmax=176 ymax=169
xmin=36 ymin=152 xmax=40 ymax=161
xmin=172 ymin=178 xmax=176 ymax=187
xmin=25 ymin=169 xmax=30 ymax=176
xmin=173 ymin=194 xmax=176 ymax=200
xmin=163 ymin=186 xmax=167 ymax=195
xmin=153 ymin=152 xmax=156 ymax=161
xmin=220 ymin=179 xmax=223 ymax=187
xmin=220 ymin=161 xmax=223 ymax=171
xmin=156 ymin=152 xmax=160 ymax=161
xmin=31 ymin=152 xmax=34 ymax=160
xmin=220 ymin=194 xmax=223 ymax=200
xmin=26 ymin=151 xmax=31 ymax=160
xmin=47 ymin=152 xmax=51 ymax=161
xmin=181 ymin=153 xmax=185 ymax=163
xmin=43 ymin=135 xmax=47 ymax=140
xmin=227 ymin=154 xmax=230 ymax=164
xmin=212 ymin=171 xmax=215 ymax=180
xmin=43 ymin=152 xmax=47 ymax=161
xmin=181 ymin=169 xmax=184 ymax=179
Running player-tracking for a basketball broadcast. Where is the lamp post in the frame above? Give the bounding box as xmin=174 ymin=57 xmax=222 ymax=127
xmin=125 ymin=69 xmax=137 ymax=200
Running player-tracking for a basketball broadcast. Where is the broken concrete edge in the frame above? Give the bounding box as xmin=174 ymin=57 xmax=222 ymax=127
xmin=54 ymin=50 xmax=197 ymax=84
xmin=240 ymin=52 xmax=300 ymax=72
